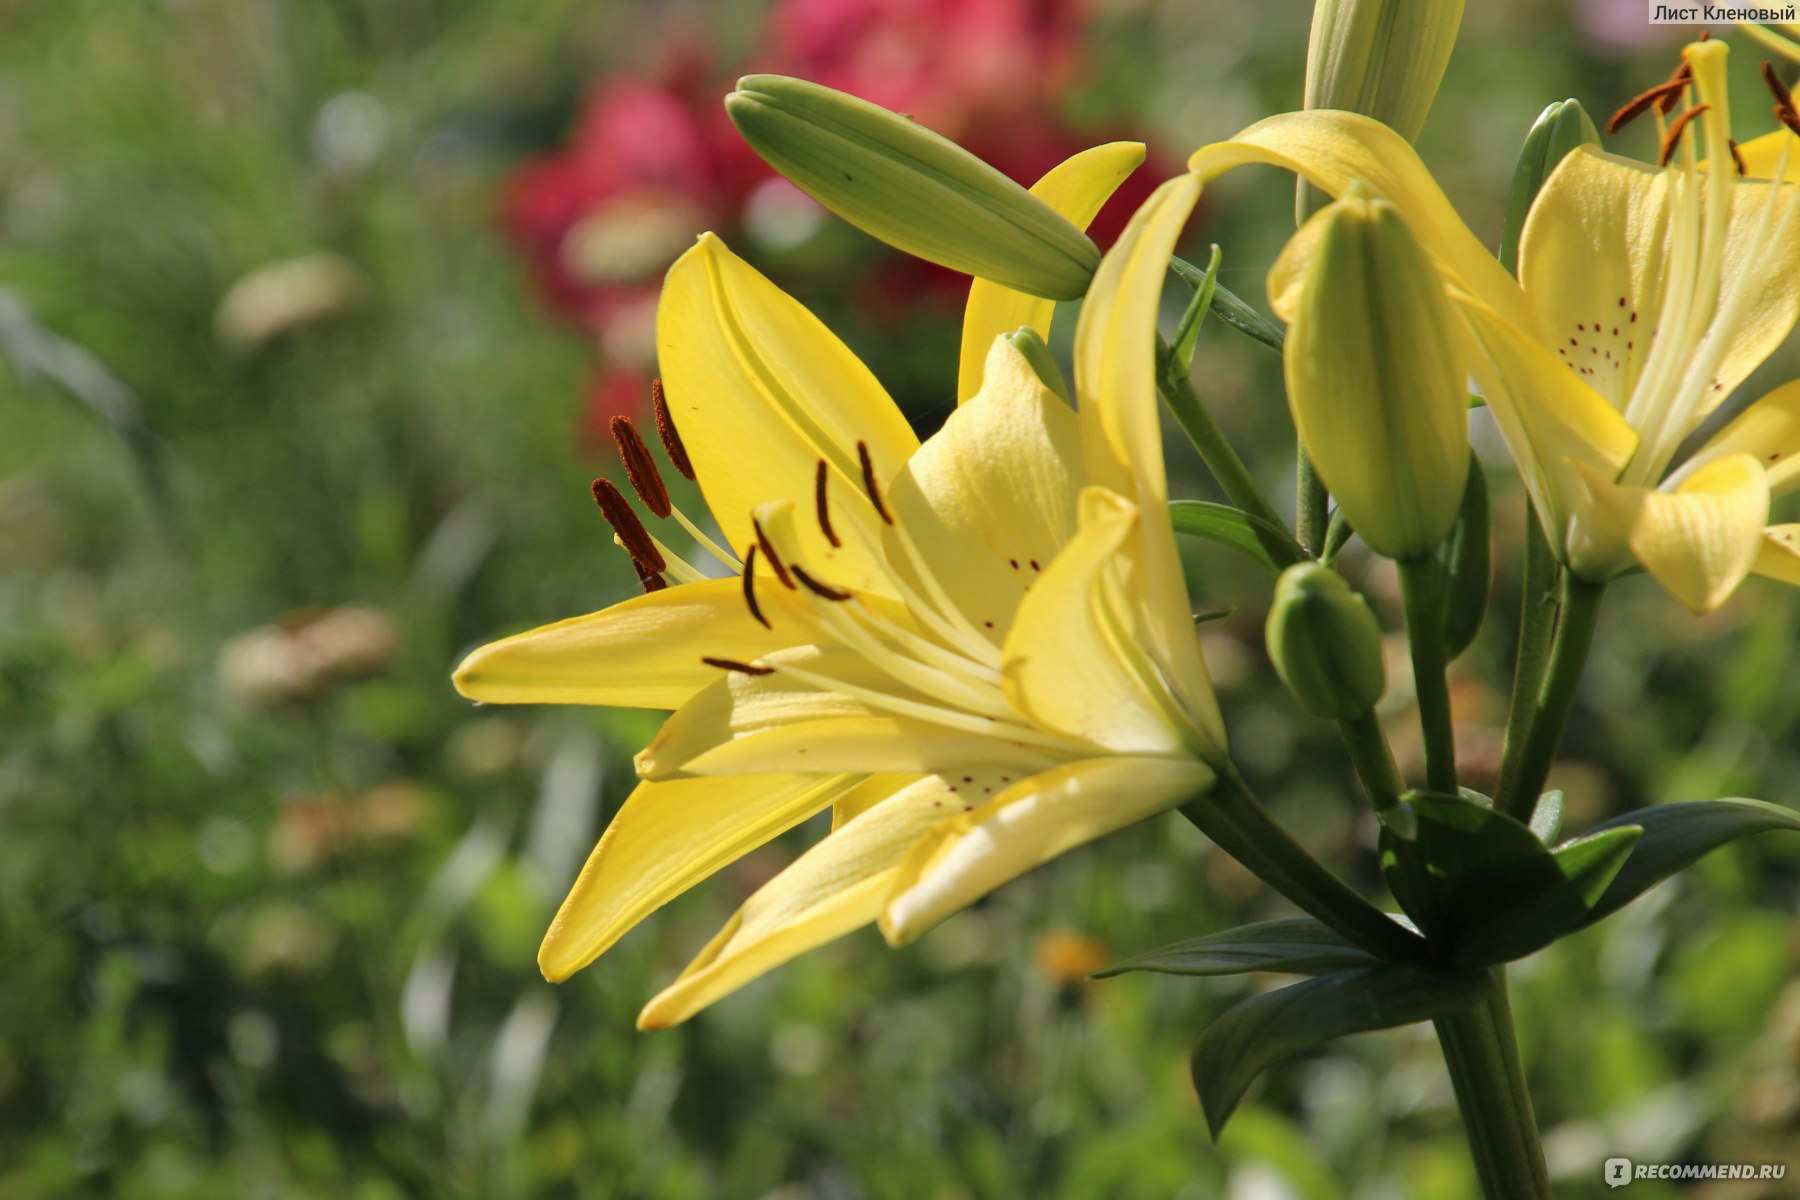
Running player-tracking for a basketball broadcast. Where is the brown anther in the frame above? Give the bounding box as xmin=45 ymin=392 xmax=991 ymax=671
xmin=702 ymin=656 xmax=774 ymax=676
xmin=632 ymin=559 xmax=668 ymax=594
xmin=1658 ymin=60 xmax=1692 ymax=115
xmin=791 ymin=565 xmax=852 ymax=602
xmin=610 ymin=416 xmax=671 ymax=519
xmin=814 ymin=460 xmax=842 ymax=548
xmin=752 ymin=515 xmax=795 ymax=589
xmin=741 ymin=545 xmax=772 ymax=629
xmin=1609 ymin=80 xmax=1690 ymax=135
xmin=1763 ymin=62 xmax=1797 ymax=114
xmin=856 ymin=441 xmax=894 ymax=525
xmin=1781 ymin=106 xmax=1800 ymax=138
xmin=650 ymin=378 xmax=696 ymax=481
xmin=592 ymin=478 xmax=666 ymax=574
xmin=1731 ymin=137 xmax=1749 ymax=176
xmin=1658 ymin=105 xmax=1710 ymax=167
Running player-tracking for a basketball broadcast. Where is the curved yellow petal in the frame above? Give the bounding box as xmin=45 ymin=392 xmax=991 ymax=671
xmin=1754 ymin=524 xmax=1800 ymax=586
xmin=1684 ymin=377 xmax=1800 ymax=498
xmin=637 ymin=774 xmax=958 ymax=1028
xmin=886 ymin=336 xmax=1085 ymax=645
xmin=879 ymin=756 xmax=1214 ymax=945
xmin=1188 ymin=111 xmax=1534 ymax=332
xmin=1571 ymin=453 xmax=1770 ymax=612
xmin=537 ymin=772 xmax=859 ymax=981
xmin=1002 ymin=488 xmax=1223 ymax=759
xmin=1736 ymin=131 xmax=1800 ymax=183
xmin=957 ymin=142 xmax=1147 ymax=403
xmin=453 ymin=578 xmax=803 ymax=711
xmin=656 ymin=234 xmax=918 ymax=594
xmin=1073 ymin=174 xmax=1222 ymax=745
xmin=1453 ymin=292 xmax=1638 ymax=550
xmin=638 ymin=646 xmax=1069 ymax=779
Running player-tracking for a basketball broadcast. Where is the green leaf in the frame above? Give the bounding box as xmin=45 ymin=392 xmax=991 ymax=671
xmin=1550 ymin=825 xmax=1641 ymax=908
xmin=1169 ymin=254 xmax=1286 ymax=352
xmin=1170 ymin=500 xmax=1308 ymax=575
xmin=1576 ymin=798 xmax=1800 ymax=927
xmin=1190 ymin=964 xmax=1486 ymax=1137
xmin=1172 ymin=244 xmax=1221 ymax=369
xmin=1528 ymin=790 xmax=1564 ymax=843
xmin=1095 ymin=917 xmax=1382 ymax=979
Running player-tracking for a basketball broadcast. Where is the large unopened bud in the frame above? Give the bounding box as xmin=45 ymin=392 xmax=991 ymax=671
xmin=1266 ymin=563 xmax=1387 ymax=720
xmin=726 ymin=75 xmax=1100 ymax=300
xmin=1303 ymin=0 xmax=1464 ymax=141
xmin=1276 ymin=191 xmax=1470 ymax=560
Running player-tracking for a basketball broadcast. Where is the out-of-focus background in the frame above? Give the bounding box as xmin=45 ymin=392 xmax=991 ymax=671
xmin=2 ymin=1 xmax=1797 ymax=1196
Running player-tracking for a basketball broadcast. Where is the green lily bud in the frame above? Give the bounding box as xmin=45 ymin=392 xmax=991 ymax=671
xmin=726 ymin=75 xmax=1100 ymax=300
xmin=1499 ymin=99 xmax=1600 ymax=275
xmin=1303 ymin=0 xmax=1465 ymax=141
xmin=1279 ymin=191 xmax=1470 ymax=560
xmin=1003 ymin=326 xmax=1072 ymax=405
xmin=1266 ymin=562 xmax=1387 ymax=720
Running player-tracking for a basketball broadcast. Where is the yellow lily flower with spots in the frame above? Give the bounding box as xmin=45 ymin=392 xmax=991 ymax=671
xmin=454 ymin=146 xmax=1230 ymax=1029
xmin=1191 ymin=39 xmax=1800 ymax=612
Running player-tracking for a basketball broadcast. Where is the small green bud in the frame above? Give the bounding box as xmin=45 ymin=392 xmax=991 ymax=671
xmin=1435 ymin=457 xmax=1490 ymax=659
xmin=1280 ymin=191 xmax=1470 ymax=560
xmin=1003 ymin=327 xmax=1071 ymax=405
xmin=1499 ymin=99 xmax=1600 ymax=274
xmin=1266 ymin=562 xmax=1387 ymax=720
xmin=1303 ymin=0 xmax=1465 ymax=141
xmin=726 ymin=75 xmax=1100 ymax=300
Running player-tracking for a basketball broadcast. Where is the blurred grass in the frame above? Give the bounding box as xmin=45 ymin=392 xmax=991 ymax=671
xmin=1 ymin=1 xmax=1797 ymax=1197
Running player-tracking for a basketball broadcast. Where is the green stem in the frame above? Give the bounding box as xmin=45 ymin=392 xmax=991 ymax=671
xmin=1494 ymin=505 xmax=1561 ymax=810
xmin=1181 ymin=763 xmax=1427 ymax=962
xmin=1338 ymin=709 xmax=1404 ymax=813
xmin=1497 ymin=575 xmax=1605 ymax=818
xmin=1296 ymin=445 xmax=1329 ymax=557
xmin=1155 ymin=343 xmax=1297 ymax=547
xmin=1398 ymin=556 xmax=1458 ymax=794
xmin=1433 ymin=968 xmax=1549 ymax=1200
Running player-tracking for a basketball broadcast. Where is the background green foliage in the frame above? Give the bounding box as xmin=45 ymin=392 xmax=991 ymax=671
xmin=1 ymin=1 xmax=1796 ymax=1196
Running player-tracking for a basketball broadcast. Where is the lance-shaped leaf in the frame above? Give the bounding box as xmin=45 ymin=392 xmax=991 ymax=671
xmin=1575 ymin=798 xmax=1800 ymax=928
xmin=1191 ymin=964 xmax=1486 ymax=1137
xmin=1096 ymin=917 xmax=1382 ymax=980
xmin=1170 ymin=500 xmax=1309 ymax=575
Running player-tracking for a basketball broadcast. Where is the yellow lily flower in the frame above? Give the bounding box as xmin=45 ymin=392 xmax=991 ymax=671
xmin=1190 ymin=39 xmax=1800 ymax=613
xmin=454 ymin=157 xmax=1228 ymax=1029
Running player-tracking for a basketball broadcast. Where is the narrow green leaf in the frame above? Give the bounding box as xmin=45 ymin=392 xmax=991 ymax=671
xmin=1436 ymin=458 xmax=1490 ymax=660
xmin=1550 ymin=825 xmax=1641 ymax=908
xmin=1191 ymin=965 xmax=1486 ymax=1137
xmin=1528 ymin=790 xmax=1564 ymax=843
xmin=1172 ymin=244 xmax=1221 ymax=369
xmin=1170 ymin=500 xmax=1308 ymax=575
xmin=1169 ymin=254 xmax=1286 ymax=352
xmin=1096 ymin=917 xmax=1381 ymax=980
xmin=1576 ymin=798 xmax=1800 ymax=927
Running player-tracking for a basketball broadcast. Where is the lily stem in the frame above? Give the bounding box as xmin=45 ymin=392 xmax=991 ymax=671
xmin=1433 ymin=968 xmax=1550 ymax=1199
xmin=1338 ymin=709 xmax=1404 ymax=813
xmin=1398 ymin=555 xmax=1458 ymax=795
xmin=1155 ymin=343 xmax=1298 ymax=548
xmin=1493 ymin=505 xmax=1560 ymax=813
xmin=1497 ymin=574 xmax=1606 ymax=818
xmin=1181 ymin=763 xmax=1427 ymax=963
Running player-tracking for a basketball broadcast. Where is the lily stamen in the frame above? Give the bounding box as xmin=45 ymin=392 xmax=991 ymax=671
xmin=649 ymin=378 xmax=696 ymax=481
xmin=1609 ymin=79 xmax=1690 ymax=135
xmin=813 ymin=460 xmax=842 ymax=548
xmin=741 ymin=545 xmax=772 ymax=629
xmin=1658 ymin=104 xmax=1710 ymax=166
xmin=856 ymin=440 xmax=895 ymax=525
xmin=701 ymin=656 xmax=774 ymax=676
xmin=610 ymin=415 xmax=671 ymax=519
xmin=752 ymin=515 xmax=796 ymax=589
xmin=791 ymin=564 xmax=852 ymax=601
xmin=592 ymin=478 xmax=665 ymax=577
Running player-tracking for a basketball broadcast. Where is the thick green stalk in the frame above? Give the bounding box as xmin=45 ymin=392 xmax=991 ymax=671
xmin=1498 ymin=575 xmax=1605 ymax=818
xmin=1398 ymin=556 xmax=1458 ymax=794
xmin=1494 ymin=505 xmax=1560 ymax=811
xmin=1296 ymin=446 xmax=1330 ymax=556
xmin=1181 ymin=763 xmax=1427 ymax=963
xmin=1338 ymin=709 xmax=1404 ymax=812
xmin=1155 ymin=345 xmax=1298 ymax=546
xmin=1433 ymin=969 xmax=1550 ymax=1199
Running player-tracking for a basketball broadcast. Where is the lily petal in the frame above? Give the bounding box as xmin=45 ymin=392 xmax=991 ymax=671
xmin=957 ymin=142 xmax=1147 ymax=403
xmin=879 ymin=756 xmax=1214 ymax=945
xmin=886 ymin=336 xmax=1085 ymax=645
xmin=1754 ymin=524 xmax=1800 ymax=585
xmin=1188 ymin=111 xmax=1534 ymax=331
xmin=1572 ymin=453 xmax=1771 ymax=612
xmin=1683 ymin=378 xmax=1800 ymax=498
xmin=637 ymin=774 xmax=957 ymax=1028
xmin=657 ymin=233 xmax=919 ymax=593
xmin=639 ymin=645 xmax=1069 ymax=779
xmin=453 ymin=578 xmax=803 ymax=711
xmin=537 ymin=772 xmax=862 ymax=981
xmin=1003 ymin=488 xmax=1222 ymax=758
xmin=1734 ymin=131 xmax=1800 ymax=184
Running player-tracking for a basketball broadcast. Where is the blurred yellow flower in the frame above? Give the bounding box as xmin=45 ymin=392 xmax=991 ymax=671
xmin=1191 ymin=39 xmax=1800 ymax=613
xmin=455 ymin=152 xmax=1228 ymax=1028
